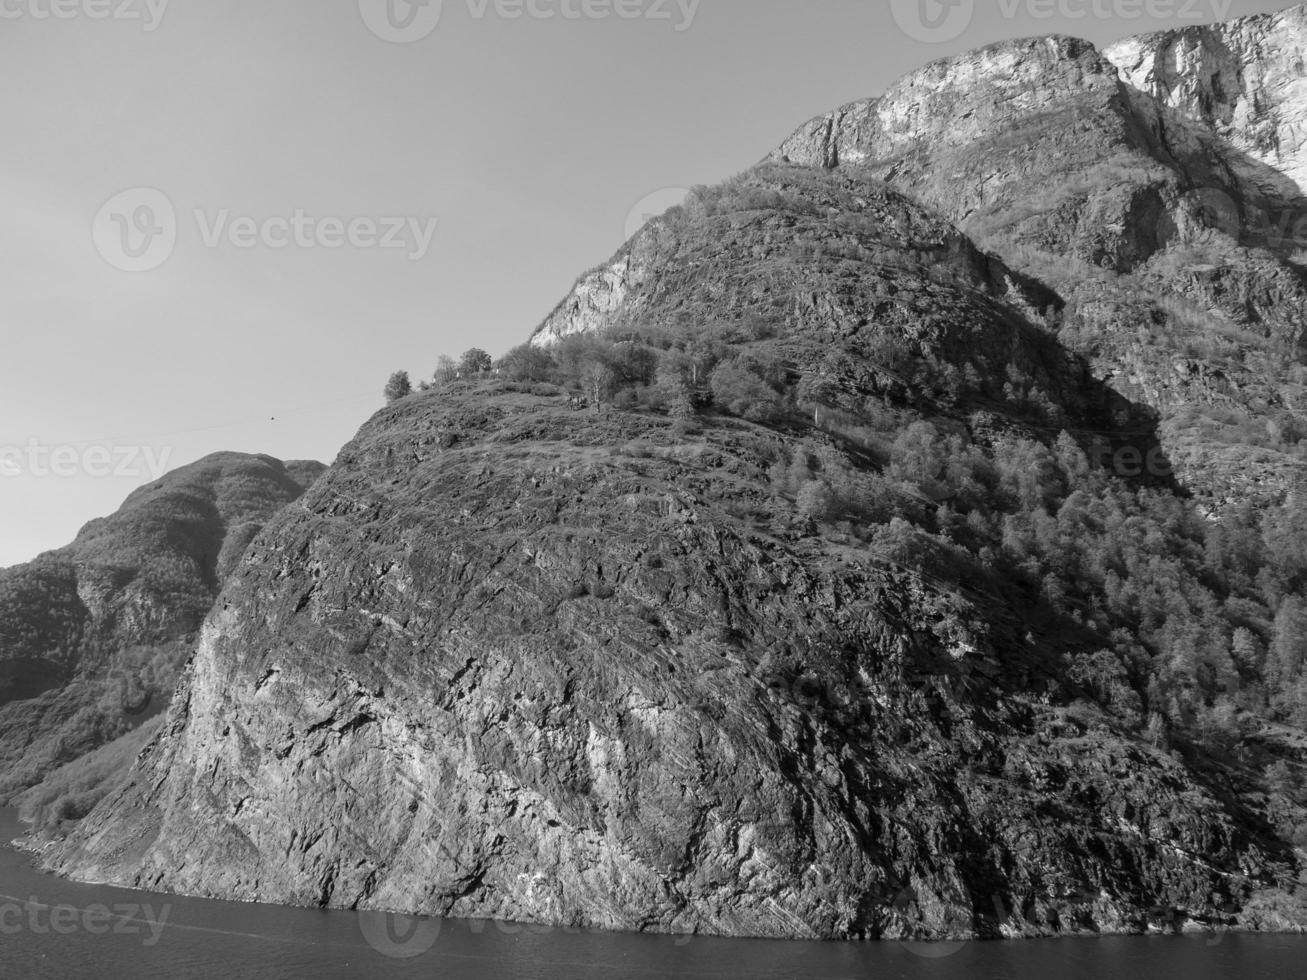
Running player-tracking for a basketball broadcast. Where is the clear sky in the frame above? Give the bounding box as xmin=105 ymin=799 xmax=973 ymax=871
xmin=0 ymin=0 xmax=1297 ymax=567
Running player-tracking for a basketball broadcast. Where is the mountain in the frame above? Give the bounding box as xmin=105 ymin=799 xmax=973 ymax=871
xmin=0 ymin=453 xmax=324 ymax=824
xmin=767 ymin=22 xmax=1307 ymax=513
xmin=35 ymin=9 xmax=1307 ymax=941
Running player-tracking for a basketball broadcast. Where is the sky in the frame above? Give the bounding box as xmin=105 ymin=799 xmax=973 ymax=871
xmin=0 ymin=0 xmax=1298 ymax=568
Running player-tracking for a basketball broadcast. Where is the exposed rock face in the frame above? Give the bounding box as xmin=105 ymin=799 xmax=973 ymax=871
xmin=43 ymin=387 xmax=1297 ymax=939
xmin=0 ymin=454 xmax=324 ymax=801
xmin=1105 ymin=6 xmax=1307 ymax=195
xmin=533 ymin=256 xmax=633 ymax=348
xmin=770 ymin=19 xmax=1307 ymax=509
xmin=36 ymin=8 xmax=1307 ymax=942
xmin=774 ymin=35 xmax=1115 ymax=172
xmin=43 ymin=168 xmax=1305 ymax=939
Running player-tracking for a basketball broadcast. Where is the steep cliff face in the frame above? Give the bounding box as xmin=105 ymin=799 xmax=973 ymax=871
xmin=775 ymin=35 xmax=1114 ymax=172
xmin=1105 ymin=5 xmax=1307 ymax=195
xmin=42 ymin=385 xmax=1301 ymax=939
xmin=36 ymin=9 xmax=1307 ymax=942
xmin=533 ymin=256 xmax=634 ymax=348
xmin=0 ymin=454 xmax=324 ymax=804
xmin=42 ymin=165 xmax=1307 ymax=939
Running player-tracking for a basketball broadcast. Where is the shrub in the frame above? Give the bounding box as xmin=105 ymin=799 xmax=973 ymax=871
xmin=709 ymin=360 xmax=782 ymax=422
xmin=500 ymin=344 xmax=557 ymax=383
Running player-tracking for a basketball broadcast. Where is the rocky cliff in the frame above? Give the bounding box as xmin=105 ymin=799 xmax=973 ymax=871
xmin=0 ymin=453 xmax=324 ymax=807
xmin=44 ymin=382 xmax=1301 ymax=939
xmin=1105 ymin=5 xmax=1307 ymax=195
xmin=35 ymin=6 xmax=1307 ymax=942
xmin=769 ymin=22 xmax=1307 ymax=509
xmin=42 ymin=158 xmax=1307 ymax=938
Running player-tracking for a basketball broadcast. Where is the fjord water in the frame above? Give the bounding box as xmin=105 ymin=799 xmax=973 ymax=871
xmin=1 ymin=812 xmax=1302 ymax=980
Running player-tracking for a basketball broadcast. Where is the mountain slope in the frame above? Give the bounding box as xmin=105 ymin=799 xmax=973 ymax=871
xmin=0 ymin=453 xmax=324 ymax=814
xmin=39 ymin=160 xmax=1307 ymax=938
xmin=771 ymin=28 xmax=1307 ymax=509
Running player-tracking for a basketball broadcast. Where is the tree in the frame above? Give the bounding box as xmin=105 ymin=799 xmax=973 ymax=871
xmin=667 ymin=389 xmax=697 ymax=421
xmin=460 ymin=348 xmax=493 ymax=376
xmin=797 ymin=370 xmax=841 ymax=427
xmin=434 ymin=355 xmax=458 ymax=384
xmin=709 ymin=360 xmax=781 ymax=422
xmin=500 ymin=344 xmax=557 ymax=383
xmin=610 ymin=342 xmax=658 ymax=387
xmin=656 ymin=349 xmax=695 ymax=391
xmin=685 ymin=339 xmax=723 ymax=386
xmin=384 ymin=371 xmax=412 ymax=403
xmin=889 ymin=422 xmax=947 ymax=489
xmin=796 ymin=480 xmax=833 ymax=521
xmin=554 ymin=335 xmax=608 ymax=386
xmin=1270 ymin=595 xmax=1307 ymax=691
xmin=581 ymin=362 xmax=616 ymax=408
xmin=1054 ymin=431 xmax=1092 ymax=486
xmin=992 ymin=437 xmax=1063 ymax=513
xmin=1232 ymin=627 xmax=1264 ymax=672
xmin=655 ymin=349 xmax=696 ymax=416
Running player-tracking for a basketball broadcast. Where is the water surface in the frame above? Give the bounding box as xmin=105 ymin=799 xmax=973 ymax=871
xmin=2 ymin=809 xmax=1303 ymax=979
